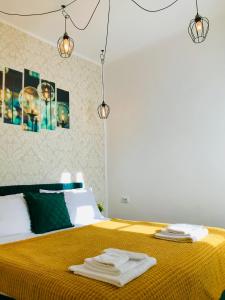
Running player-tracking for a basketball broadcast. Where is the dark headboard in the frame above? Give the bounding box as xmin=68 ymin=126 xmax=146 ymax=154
xmin=0 ymin=182 xmax=83 ymax=196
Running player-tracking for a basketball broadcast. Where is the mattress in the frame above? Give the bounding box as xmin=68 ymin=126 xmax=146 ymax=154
xmin=0 ymin=219 xmax=225 ymax=300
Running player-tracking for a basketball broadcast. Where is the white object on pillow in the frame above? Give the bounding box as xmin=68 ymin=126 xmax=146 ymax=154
xmin=65 ymin=189 xmax=107 ymax=226
xmin=39 ymin=188 xmax=85 ymax=194
xmin=40 ymin=188 xmax=107 ymax=226
xmin=0 ymin=194 xmax=31 ymax=236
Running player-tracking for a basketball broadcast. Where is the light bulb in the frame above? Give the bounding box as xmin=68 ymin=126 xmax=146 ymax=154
xmin=101 ymin=107 xmax=106 ymax=118
xmin=43 ymin=88 xmax=49 ymax=99
xmin=8 ymin=109 xmax=12 ymax=119
xmin=196 ymin=20 xmax=202 ymax=32
xmin=63 ymin=37 xmax=70 ymax=53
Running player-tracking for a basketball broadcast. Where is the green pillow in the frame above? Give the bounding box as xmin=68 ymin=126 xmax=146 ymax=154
xmin=24 ymin=192 xmax=73 ymax=234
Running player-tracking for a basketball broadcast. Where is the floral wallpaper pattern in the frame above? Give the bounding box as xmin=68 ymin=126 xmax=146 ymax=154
xmin=0 ymin=22 xmax=105 ymax=203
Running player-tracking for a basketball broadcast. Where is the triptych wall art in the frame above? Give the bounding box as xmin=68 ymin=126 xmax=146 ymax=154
xmin=0 ymin=67 xmax=70 ymax=132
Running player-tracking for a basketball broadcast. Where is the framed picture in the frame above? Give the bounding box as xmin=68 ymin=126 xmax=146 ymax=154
xmin=39 ymin=79 xmax=56 ymax=130
xmin=22 ymin=69 xmax=41 ymax=132
xmin=4 ymin=68 xmax=23 ymax=125
xmin=57 ymin=88 xmax=70 ymax=129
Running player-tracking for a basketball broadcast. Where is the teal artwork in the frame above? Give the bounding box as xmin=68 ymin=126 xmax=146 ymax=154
xmin=22 ymin=69 xmax=41 ymax=132
xmin=4 ymin=68 xmax=23 ymax=125
xmin=57 ymin=88 xmax=70 ymax=129
xmin=39 ymin=80 xmax=56 ymax=130
xmin=1 ymin=67 xmax=70 ymax=133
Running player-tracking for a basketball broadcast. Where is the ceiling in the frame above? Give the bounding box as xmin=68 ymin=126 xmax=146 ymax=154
xmin=0 ymin=0 xmax=224 ymax=64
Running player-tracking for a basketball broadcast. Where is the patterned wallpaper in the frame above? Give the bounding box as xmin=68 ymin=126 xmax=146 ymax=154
xmin=0 ymin=22 xmax=105 ymax=203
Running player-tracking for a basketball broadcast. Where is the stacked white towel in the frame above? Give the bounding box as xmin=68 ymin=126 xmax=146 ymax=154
xmin=69 ymin=248 xmax=157 ymax=287
xmin=154 ymin=223 xmax=208 ymax=242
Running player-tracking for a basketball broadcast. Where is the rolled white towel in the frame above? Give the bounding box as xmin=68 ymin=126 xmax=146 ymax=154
xmin=69 ymin=257 xmax=157 ymax=287
xmin=104 ymin=248 xmax=149 ymax=261
xmin=167 ymin=224 xmax=206 ymax=235
xmin=89 ymin=252 xmax=129 ymax=268
xmin=84 ymin=258 xmax=142 ymax=275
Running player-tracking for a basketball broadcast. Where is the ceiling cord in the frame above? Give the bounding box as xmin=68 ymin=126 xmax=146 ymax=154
xmin=0 ymin=0 xmax=78 ymax=17
xmin=104 ymin=0 xmax=111 ymax=59
xmin=0 ymin=7 xmax=62 ymax=17
xmin=64 ymin=0 xmax=101 ymax=31
xmin=195 ymin=0 xmax=199 ymax=14
xmin=130 ymin=0 xmax=180 ymax=13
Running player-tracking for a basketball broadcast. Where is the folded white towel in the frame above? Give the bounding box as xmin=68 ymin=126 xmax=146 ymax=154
xmin=84 ymin=258 xmax=142 ymax=275
xmin=69 ymin=257 xmax=157 ymax=287
xmin=89 ymin=252 xmax=129 ymax=268
xmin=155 ymin=228 xmax=208 ymax=243
xmin=167 ymin=224 xmax=206 ymax=235
xmin=104 ymin=248 xmax=149 ymax=261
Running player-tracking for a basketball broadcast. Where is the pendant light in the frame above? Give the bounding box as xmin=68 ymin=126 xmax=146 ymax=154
xmin=188 ymin=0 xmax=209 ymax=44
xmin=97 ymin=50 xmax=110 ymax=119
xmin=57 ymin=6 xmax=74 ymax=58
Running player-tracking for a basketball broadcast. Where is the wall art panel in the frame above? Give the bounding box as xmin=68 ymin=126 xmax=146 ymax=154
xmin=40 ymin=79 xmax=56 ymax=130
xmin=4 ymin=68 xmax=23 ymax=125
xmin=22 ymin=69 xmax=41 ymax=132
xmin=57 ymin=88 xmax=70 ymax=129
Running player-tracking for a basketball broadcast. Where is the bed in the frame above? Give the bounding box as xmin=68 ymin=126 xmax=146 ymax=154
xmin=0 ymin=183 xmax=225 ymax=300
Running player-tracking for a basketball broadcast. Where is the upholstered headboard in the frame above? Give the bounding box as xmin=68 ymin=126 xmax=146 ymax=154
xmin=0 ymin=182 xmax=83 ymax=196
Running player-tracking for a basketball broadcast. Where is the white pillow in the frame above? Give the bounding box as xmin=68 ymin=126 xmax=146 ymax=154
xmin=65 ymin=189 xmax=106 ymax=226
xmin=0 ymin=194 xmax=31 ymax=236
xmin=40 ymin=188 xmax=106 ymax=226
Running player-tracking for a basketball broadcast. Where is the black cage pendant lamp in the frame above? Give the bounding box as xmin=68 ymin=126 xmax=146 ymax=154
xmin=97 ymin=50 xmax=110 ymax=119
xmin=188 ymin=0 xmax=209 ymax=44
xmin=57 ymin=6 xmax=74 ymax=58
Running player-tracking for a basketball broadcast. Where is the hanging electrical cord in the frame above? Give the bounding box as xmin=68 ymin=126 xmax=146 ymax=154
xmin=64 ymin=0 xmax=101 ymax=31
xmin=195 ymin=0 xmax=199 ymax=14
xmin=0 ymin=7 xmax=63 ymax=17
xmin=130 ymin=0 xmax=180 ymax=13
xmin=0 ymin=0 xmax=78 ymax=17
xmin=0 ymin=0 xmax=99 ymax=18
xmin=104 ymin=0 xmax=111 ymax=59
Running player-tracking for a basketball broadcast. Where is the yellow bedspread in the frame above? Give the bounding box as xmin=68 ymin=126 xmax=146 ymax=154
xmin=0 ymin=219 xmax=225 ymax=300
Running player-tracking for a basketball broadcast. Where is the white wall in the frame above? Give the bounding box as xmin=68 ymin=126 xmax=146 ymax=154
xmin=106 ymin=13 xmax=225 ymax=228
xmin=0 ymin=22 xmax=105 ymax=204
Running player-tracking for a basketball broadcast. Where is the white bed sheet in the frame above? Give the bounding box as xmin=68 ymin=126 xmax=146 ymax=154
xmin=0 ymin=218 xmax=109 ymax=245
xmin=0 ymin=232 xmax=36 ymax=245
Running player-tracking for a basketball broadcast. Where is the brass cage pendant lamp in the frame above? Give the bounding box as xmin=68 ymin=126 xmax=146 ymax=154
xmin=188 ymin=0 xmax=209 ymax=44
xmin=57 ymin=6 xmax=75 ymax=58
xmin=97 ymin=50 xmax=110 ymax=119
